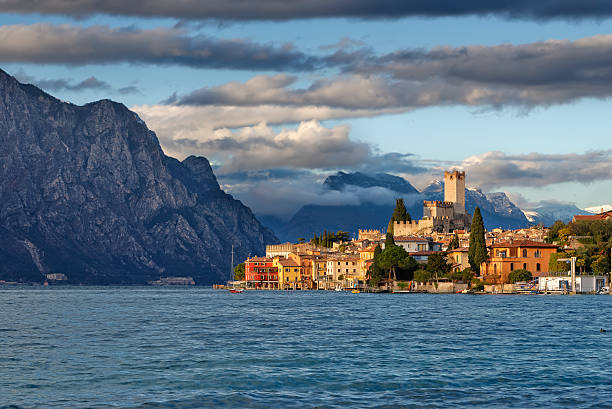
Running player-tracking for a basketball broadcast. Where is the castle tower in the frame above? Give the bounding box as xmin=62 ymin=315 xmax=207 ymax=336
xmin=444 ymin=170 xmax=466 ymax=215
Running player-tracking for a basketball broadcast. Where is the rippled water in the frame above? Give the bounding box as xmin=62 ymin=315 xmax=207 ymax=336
xmin=2 ymin=287 xmax=612 ymax=408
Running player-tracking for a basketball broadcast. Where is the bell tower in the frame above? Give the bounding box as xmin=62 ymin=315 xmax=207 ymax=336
xmin=444 ymin=170 xmax=465 ymax=215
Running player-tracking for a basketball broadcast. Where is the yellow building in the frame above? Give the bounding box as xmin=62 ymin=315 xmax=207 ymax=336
xmin=447 ymin=247 xmax=470 ymax=272
xmin=274 ymin=258 xmax=303 ymax=289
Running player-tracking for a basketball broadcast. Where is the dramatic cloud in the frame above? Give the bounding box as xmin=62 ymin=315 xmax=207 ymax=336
xmin=176 ymin=74 xmax=484 ymax=109
xmin=0 ymin=24 xmax=316 ymax=71
xmin=461 ymin=150 xmax=612 ymax=189
xmin=3 ymin=1 xmax=612 ymax=21
xmin=36 ymin=76 xmax=110 ymax=92
xmin=139 ymin=118 xmax=423 ymax=175
xmin=176 ymin=35 xmax=612 ymax=110
xmin=13 ymin=70 xmax=141 ymax=94
xmin=132 ymin=103 xmax=404 ymax=159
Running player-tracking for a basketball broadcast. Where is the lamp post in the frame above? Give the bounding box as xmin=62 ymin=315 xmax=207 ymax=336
xmin=557 ymin=257 xmax=576 ymax=295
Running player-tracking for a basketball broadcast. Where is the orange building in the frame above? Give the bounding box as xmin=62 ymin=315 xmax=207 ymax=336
xmin=481 ymin=240 xmax=558 ymax=283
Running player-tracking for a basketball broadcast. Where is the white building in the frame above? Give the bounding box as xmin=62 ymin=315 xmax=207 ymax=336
xmin=538 ymin=275 xmax=607 ymax=293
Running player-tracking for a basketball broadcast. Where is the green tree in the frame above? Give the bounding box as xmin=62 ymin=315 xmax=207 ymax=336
xmin=367 ymin=245 xmax=384 ymax=286
xmin=592 ymin=253 xmax=611 ymax=273
xmin=385 ymin=232 xmax=395 ymax=248
xmin=414 ymin=269 xmax=432 ymax=283
xmin=233 ymin=263 xmax=245 ymax=280
xmin=468 ymin=207 xmax=487 ymax=274
xmin=461 ymin=268 xmax=475 ymax=284
xmin=335 ymin=231 xmax=350 ymax=242
xmin=448 ymin=233 xmax=460 ymax=250
xmin=549 ymin=252 xmax=570 ymax=273
xmin=297 ymin=237 xmax=305 ymax=244
xmin=547 ymin=220 xmax=566 ymax=243
xmin=426 ymin=252 xmax=453 ymax=276
xmin=387 ymin=198 xmax=411 ymax=234
xmin=508 ymin=269 xmax=532 ymax=283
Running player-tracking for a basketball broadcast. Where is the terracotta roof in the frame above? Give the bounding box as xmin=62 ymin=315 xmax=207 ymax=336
xmin=490 ymin=240 xmax=557 ymax=249
xmin=247 ymin=257 xmax=272 ymax=262
xmin=573 ymin=211 xmax=612 ymax=221
xmin=276 ymin=259 xmax=301 ymax=267
xmin=394 ymin=236 xmax=432 ymax=242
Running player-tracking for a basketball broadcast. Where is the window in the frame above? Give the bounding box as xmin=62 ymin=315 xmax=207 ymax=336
xmin=523 ymin=263 xmax=527 ymax=270
xmin=510 ymin=263 xmax=514 ymax=271
xmin=534 ymin=250 xmax=542 ymax=258
xmin=522 ymin=249 xmax=528 ymax=257
xmin=536 ymin=263 xmax=541 ymax=271
xmin=494 ymin=264 xmax=497 ymax=273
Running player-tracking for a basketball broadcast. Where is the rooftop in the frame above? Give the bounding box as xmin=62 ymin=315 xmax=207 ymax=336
xmin=490 ymin=240 xmax=558 ymax=249
xmin=276 ymin=259 xmax=301 ymax=267
xmin=394 ymin=236 xmax=432 ymax=242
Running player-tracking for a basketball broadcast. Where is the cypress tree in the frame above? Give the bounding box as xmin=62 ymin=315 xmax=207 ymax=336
xmin=468 ymin=207 xmax=487 ymax=273
xmin=385 ymin=232 xmax=395 ymax=248
xmin=448 ymin=232 xmax=460 ymax=250
xmin=387 ymin=198 xmax=411 ymax=235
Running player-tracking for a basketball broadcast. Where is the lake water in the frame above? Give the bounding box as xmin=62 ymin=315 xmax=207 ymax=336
xmin=2 ymin=287 xmax=612 ymax=408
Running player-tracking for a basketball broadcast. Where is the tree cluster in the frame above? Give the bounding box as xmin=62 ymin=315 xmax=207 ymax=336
xmin=508 ymin=269 xmax=532 ymax=283
xmin=310 ymin=230 xmax=350 ymax=248
xmin=547 ymin=219 xmax=612 ymax=274
xmin=233 ymin=262 xmax=245 ymax=280
xmin=368 ymin=243 xmax=419 ymax=286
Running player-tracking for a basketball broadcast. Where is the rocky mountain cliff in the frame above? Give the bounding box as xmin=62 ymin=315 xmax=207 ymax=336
xmin=0 ymin=69 xmax=277 ymax=284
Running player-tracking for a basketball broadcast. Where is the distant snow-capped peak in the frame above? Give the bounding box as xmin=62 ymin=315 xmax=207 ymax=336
xmin=584 ymin=205 xmax=612 ymax=214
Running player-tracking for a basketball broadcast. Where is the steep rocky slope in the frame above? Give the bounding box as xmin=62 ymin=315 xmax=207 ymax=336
xmin=0 ymin=69 xmax=277 ymax=284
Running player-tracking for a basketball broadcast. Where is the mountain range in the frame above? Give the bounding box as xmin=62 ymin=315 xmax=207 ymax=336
xmin=261 ymin=172 xmax=586 ymax=242
xmin=0 ymin=69 xmax=277 ymax=284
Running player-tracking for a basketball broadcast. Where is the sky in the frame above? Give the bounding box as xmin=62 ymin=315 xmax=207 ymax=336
xmin=0 ymin=1 xmax=611 ymax=219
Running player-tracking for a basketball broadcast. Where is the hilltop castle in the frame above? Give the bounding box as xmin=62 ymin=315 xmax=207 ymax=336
xmin=394 ymin=171 xmax=472 ymax=235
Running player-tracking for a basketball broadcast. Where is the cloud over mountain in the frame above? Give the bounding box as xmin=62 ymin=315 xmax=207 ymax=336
xmin=4 ymin=1 xmax=612 ymax=21
xmin=461 ymin=150 xmax=612 ymax=189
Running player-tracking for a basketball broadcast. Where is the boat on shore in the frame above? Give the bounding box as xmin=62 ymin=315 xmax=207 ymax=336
xmin=229 ymin=288 xmax=243 ymax=293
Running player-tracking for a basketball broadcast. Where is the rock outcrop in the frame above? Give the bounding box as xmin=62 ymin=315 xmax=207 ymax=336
xmin=0 ymin=69 xmax=277 ymax=284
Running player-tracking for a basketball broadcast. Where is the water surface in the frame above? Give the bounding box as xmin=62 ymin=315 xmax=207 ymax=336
xmin=2 ymin=287 xmax=612 ymax=408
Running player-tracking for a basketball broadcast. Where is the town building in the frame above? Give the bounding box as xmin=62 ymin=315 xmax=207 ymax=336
xmin=274 ymin=258 xmax=303 ymax=290
xmin=326 ymin=254 xmax=365 ymax=288
xmin=45 ymin=273 xmax=67 ymax=281
xmin=480 ymin=240 xmax=558 ymax=283
xmin=447 ymin=247 xmax=470 ymax=272
xmin=394 ymin=236 xmax=442 ymax=253
xmin=394 ymin=170 xmax=472 ymax=235
xmin=358 ymin=229 xmax=383 ymax=241
xmin=266 ymin=243 xmax=296 ymax=258
xmin=245 ymin=257 xmax=278 ymax=289
xmin=538 ymin=275 xmax=607 ymax=293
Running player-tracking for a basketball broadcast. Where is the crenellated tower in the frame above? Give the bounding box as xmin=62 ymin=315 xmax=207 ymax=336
xmin=444 ymin=170 xmax=465 ymax=215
